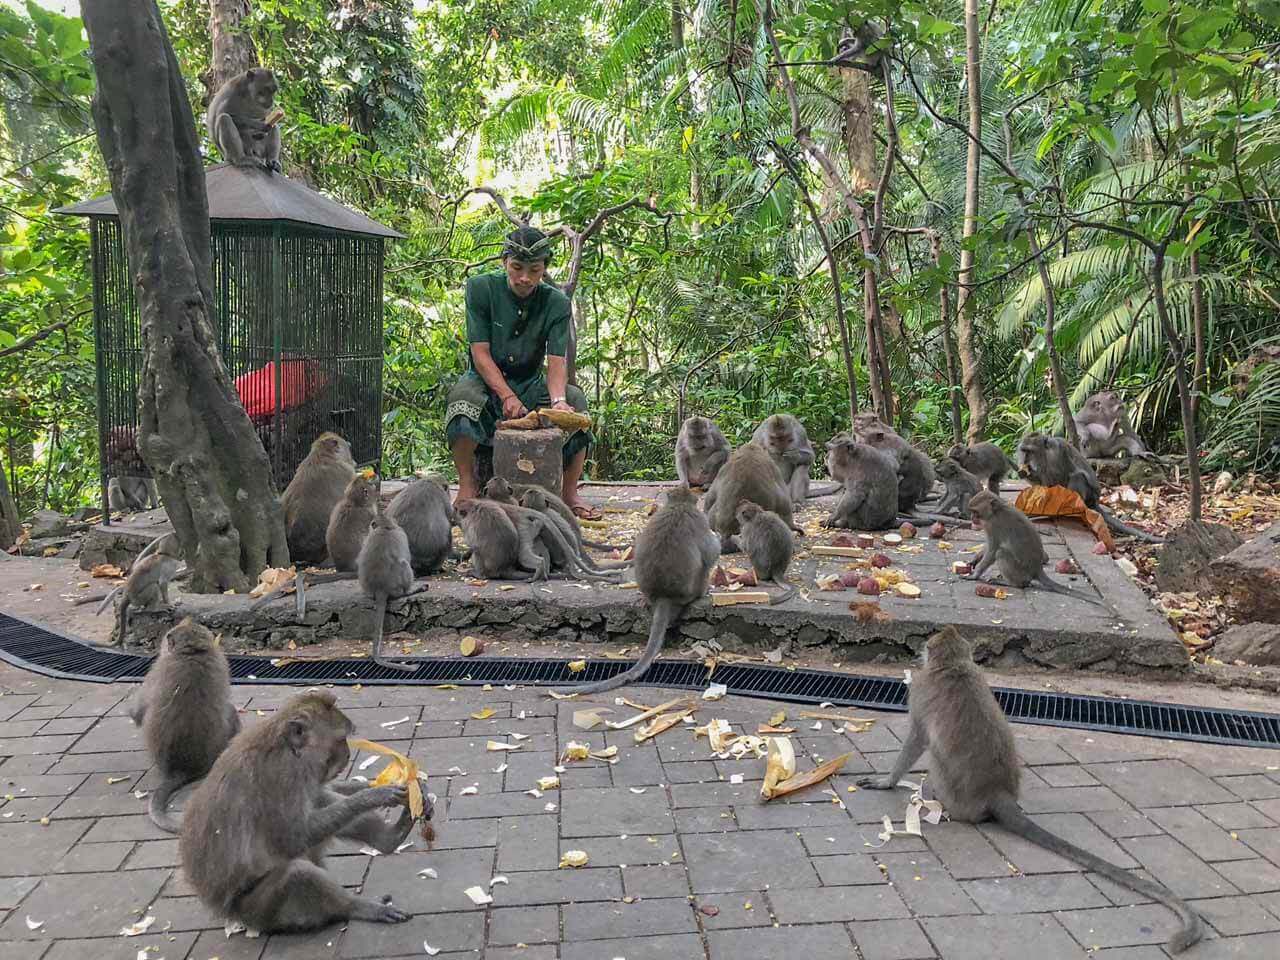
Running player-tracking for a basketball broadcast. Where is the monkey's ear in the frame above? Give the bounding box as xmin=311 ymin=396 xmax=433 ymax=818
xmin=286 ymin=718 xmax=309 ymax=755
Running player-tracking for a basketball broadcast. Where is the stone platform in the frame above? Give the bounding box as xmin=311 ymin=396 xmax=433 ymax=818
xmin=1 ymin=661 xmax=1278 ymax=960
xmin=107 ymin=483 xmax=1184 ymax=675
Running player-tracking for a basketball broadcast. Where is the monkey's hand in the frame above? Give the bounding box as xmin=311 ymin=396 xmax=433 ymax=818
xmin=365 ymin=784 xmax=410 ymax=809
xmin=855 ymin=775 xmax=897 ymax=790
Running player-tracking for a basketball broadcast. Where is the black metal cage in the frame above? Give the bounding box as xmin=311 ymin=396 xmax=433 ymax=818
xmin=58 ymin=165 xmax=401 ymax=513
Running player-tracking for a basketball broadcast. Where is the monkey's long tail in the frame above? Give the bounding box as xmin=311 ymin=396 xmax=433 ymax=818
xmin=805 ymin=483 xmax=842 ymax=499
xmin=87 ymin=587 xmax=120 ymax=613
xmin=148 ymin=774 xmax=198 ymax=834
xmin=766 ymin=579 xmax=798 ymax=605
xmin=994 ymin=798 xmax=1202 ymax=954
xmin=552 ymin=598 xmax=679 ymax=697
xmin=1098 ymin=506 xmax=1164 ymax=544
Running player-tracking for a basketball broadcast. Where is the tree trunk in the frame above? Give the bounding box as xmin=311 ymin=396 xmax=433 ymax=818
xmin=208 ymin=0 xmax=259 ymax=95
xmin=83 ymin=0 xmax=288 ymax=593
xmin=1150 ymin=249 xmax=1202 ymax=520
xmin=1172 ymin=97 xmax=1207 ymax=423
xmin=0 ymin=452 xmax=19 ymax=550
xmin=671 ymin=0 xmax=701 ymax=211
xmin=930 ymin=232 xmax=965 ymax=445
xmin=954 ymin=0 xmax=986 ymax=443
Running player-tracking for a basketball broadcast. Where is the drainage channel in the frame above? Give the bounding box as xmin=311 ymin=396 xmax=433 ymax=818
xmin=1 ymin=611 xmax=1277 ymax=749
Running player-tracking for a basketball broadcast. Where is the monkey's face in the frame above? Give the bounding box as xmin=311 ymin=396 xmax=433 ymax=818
xmin=245 ymin=68 xmax=278 ymax=108
xmin=684 ymin=417 xmax=711 ymax=448
xmin=936 ymin=458 xmax=959 ymax=479
xmin=945 ymin=444 xmax=966 ymax=462
xmin=1017 ymin=434 xmax=1047 ymax=476
xmin=966 ymin=491 xmax=997 ymax=527
xmin=734 ymin=501 xmax=761 ymax=525
xmin=454 ymin=499 xmax=476 ymax=520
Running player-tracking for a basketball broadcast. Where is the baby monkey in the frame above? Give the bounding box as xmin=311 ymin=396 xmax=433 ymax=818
xmin=946 ymin=442 xmax=1014 ymax=494
xmin=859 ymin=627 xmax=1202 ymax=953
xmin=129 ymin=618 xmax=240 ymax=833
xmin=98 ymin=536 xmax=184 ymax=647
xmin=965 ymin=491 xmax=1109 ymax=610
xmin=734 ymin=501 xmax=797 ymax=603
xmin=934 ymin=457 xmax=982 ymax=518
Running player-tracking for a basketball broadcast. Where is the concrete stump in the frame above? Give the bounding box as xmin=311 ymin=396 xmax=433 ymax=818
xmin=493 ymin=427 xmax=564 ymax=493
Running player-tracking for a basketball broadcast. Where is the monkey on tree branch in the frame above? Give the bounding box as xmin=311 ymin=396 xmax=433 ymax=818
xmin=81 ymin=0 xmax=289 ymax=592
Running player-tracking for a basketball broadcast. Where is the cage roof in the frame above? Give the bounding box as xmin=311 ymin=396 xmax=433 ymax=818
xmin=55 ymin=164 xmax=403 ymax=239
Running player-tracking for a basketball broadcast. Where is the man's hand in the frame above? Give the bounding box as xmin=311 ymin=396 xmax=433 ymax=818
xmin=550 ymin=399 xmax=574 ymax=414
xmin=501 ymin=394 xmax=528 ymax=420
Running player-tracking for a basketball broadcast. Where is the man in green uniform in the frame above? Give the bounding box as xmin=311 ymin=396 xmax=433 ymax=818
xmin=445 ymin=226 xmax=598 ymax=517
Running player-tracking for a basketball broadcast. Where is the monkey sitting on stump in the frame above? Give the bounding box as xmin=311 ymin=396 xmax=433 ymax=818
xmin=1073 ymin=390 xmax=1151 ymax=460
xmin=734 ymin=501 xmax=797 ymax=604
xmin=129 ymin=618 xmax=240 ymax=833
xmin=98 ymin=536 xmax=184 ymax=647
xmin=357 ymin=508 xmax=426 ymax=672
xmin=206 ymin=68 xmax=282 ymax=172
xmin=859 ymin=627 xmax=1202 ymax=954
xmin=180 ymin=691 xmax=420 ymax=934
xmin=823 ymin=438 xmax=899 ymax=530
xmin=966 ymin=491 xmax=1112 ymax=610
xmin=675 ymin=416 xmax=731 ymax=489
xmin=556 ymin=485 xmax=720 ymax=696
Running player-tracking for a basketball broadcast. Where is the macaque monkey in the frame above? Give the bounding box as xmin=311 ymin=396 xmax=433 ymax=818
xmin=1073 ymin=390 xmax=1150 ymax=459
xmin=386 ymin=475 xmax=456 ymax=575
xmin=482 ymin=494 xmax=617 ymax=583
xmin=557 ymin=485 xmax=719 ymax=696
xmin=109 ymin=476 xmax=159 ymax=513
xmin=454 ymin=498 xmax=541 ymax=580
xmin=128 ymin=619 xmax=239 ymax=833
xmin=823 ymin=439 xmax=899 ymax=530
xmin=946 ymin=442 xmax=1015 ymax=494
xmin=858 ymin=426 xmax=936 ymax=513
xmin=282 ymin=433 xmax=356 ymax=564
xmin=734 ymin=501 xmax=797 ymax=603
xmin=934 ymin=457 xmax=983 ymax=518
xmin=180 ymin=692 xmax=419 ymax=933
xmin=1017 ymin=432 xmax=1161 ymax=542
xmin=702 ymin=443 xmax=800 ymax=553
xmin=835 ymin=21 xmax=890 ymax=73
xmin=859 ymin=628 xmax=1202 ymax=954
xmin=751 ymin=413 xmax=821 ymax=503
xmin=965 ymin=491 xmax=1109 ymax=609
xmin=356 ymin=509 xmax=426 ymax=672
xmin=675 ymin=416 xmax=731 ymax=489
xmin=206 ymin=68 xmax=282 ymax=172
xmin=326 ymin=472 xmax=378 ymax=573
xmin=485 ymin=477 xmax=618 ymax=555
xmin=99 ymin=538 xmax=184 ymax=647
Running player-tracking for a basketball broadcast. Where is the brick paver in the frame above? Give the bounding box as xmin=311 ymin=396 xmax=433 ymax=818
xmin=2 ymin=661 xmax=1279 ymax=959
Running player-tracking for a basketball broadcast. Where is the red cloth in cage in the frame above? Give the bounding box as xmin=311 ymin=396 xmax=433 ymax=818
xmin=235 ymin=359 xmax=330 ymax=421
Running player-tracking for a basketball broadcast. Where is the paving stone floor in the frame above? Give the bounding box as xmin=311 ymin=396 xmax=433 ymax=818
xmin=1 ymin=661 xmax=1278 ymax=959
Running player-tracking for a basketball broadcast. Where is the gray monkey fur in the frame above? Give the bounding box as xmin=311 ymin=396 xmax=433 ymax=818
xmin=206 ymin=68 xmax=282 ymax=171
xmin=823 ymin=439 xmax=899 ymax=530
xmin=734 ymin=500 xmax=797 ymax=604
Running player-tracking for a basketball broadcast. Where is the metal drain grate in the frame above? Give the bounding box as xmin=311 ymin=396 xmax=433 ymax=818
xmin=2 ymin=611 xmax=1276 ymax=748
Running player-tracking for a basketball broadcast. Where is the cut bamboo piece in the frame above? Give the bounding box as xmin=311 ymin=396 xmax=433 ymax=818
xmin=606 ymin=696 xmax=692 ymax=730
xmin=710 ymin=591 xmax=771 ymax=606
xmin=634 ymin=707 xmax=695 ymax=743
xmin=761 ymin=752 xmax=852 ymax=801
xmin=798 ymin=711 xmax=877 ymax=725
xmin=812 ymin=546 xmax=864 ymax=557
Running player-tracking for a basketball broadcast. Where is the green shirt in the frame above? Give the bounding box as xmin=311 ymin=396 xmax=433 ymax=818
xmin=465 ymin=271 xmax=571 ymax=384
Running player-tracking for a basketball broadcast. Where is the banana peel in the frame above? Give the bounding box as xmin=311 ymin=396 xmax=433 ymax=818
xmin=348 ymin=737 xmax=426 ymax=819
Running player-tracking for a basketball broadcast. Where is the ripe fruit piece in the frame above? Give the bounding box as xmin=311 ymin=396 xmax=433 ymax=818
xmin=838 ymin=570 xmax=862 ymax=588
xmin=857 ymin=577 xmax=881 ymax=596
xmin=1055 ymin=558 xmax=1076 ymax=575
xmin=929 ymin=522 xmax=946 ymax=538
xmin=899 ymin=522 xmax=917 ymax=539
xmin=870 ymin=553 xmax=892 ymax=568
xmin=975 ymin=583 xmax=999 ymax=598
xmin=710 ymin=566 xmax=730 ymax=587
xmin=1092 ymin=542 xmax=1110 ymax=556
xmin=951 ymin=561 xmax=972 ymax=575
xmin=831 ymin=533 xmax=856 ymax=547
xmin=857 ymin=534 xmax=875 ymax=549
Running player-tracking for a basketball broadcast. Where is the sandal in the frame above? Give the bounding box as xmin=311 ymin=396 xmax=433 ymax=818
xmin=570 ymin=503 xmax=603 ymax=522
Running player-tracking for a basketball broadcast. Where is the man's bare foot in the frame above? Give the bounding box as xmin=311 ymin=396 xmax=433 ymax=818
xmin=565 ymin=497 xmax=603 ymax=521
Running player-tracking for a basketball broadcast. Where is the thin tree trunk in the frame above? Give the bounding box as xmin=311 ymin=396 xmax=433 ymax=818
xmin=83 ymin=0 xmax=288 ymax=592
xmin=0 ymin=451 xmax=18 ymax=550
xmin=954 ymin=0 xmax=986 ymax=442
xmin=672 ymin=1 xmax=701 ymax=211
xmin=1172 ymin=96 xmax=1208 ymax=422
xmin=208 ymin=0 xmax=260 ymax=94
xmin=930 ymin=232 xmax=964 ymax=445
xmin=1150 ymin=249 xmax=1202 ymax=520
